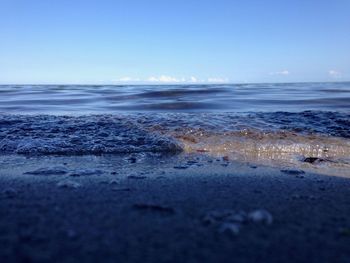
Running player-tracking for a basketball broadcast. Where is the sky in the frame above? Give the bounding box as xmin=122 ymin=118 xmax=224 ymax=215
xmin=0 ymin=0 xmax=349 ymax=84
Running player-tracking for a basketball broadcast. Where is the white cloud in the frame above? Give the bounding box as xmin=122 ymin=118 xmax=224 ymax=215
xmin=147 ymin=76 xmax=158 ymax=82
xmin=147 ymin=75 xmax=183 ymax=83
xmin=113 ymin=77 xmax=141 ymax=82
xmin=329 ymin=70 xmax=342 ymax=78
xmin=269 ymin=70 xmax=290 ymax=76
xmin=189 ymin=76 xmax=198 ymax=83
xmin=147 ymin=75 xmax=201 ymax=83
xmin=207 ymin=77 xmax=229 ymax=83
xmin=112 ymin=75 xmax=229 ymax=84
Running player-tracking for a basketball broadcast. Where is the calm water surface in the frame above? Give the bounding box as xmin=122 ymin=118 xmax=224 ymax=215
xmin=0 ymin=82 xmax=349 ymax=114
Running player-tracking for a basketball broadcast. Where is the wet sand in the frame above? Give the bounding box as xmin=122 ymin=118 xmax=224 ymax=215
xmin=1 ymin=154 xmax=350 ymax=263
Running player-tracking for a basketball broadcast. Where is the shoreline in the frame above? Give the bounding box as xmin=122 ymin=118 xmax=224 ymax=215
xmin=1 ymin=153 xmax=350 ymax=262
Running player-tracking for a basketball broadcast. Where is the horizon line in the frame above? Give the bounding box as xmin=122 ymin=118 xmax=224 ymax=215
xmin=0 ymin=80 xmax=349 ymax=86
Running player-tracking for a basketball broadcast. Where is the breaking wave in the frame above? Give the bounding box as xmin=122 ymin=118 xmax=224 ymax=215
xmin=0 ymin=111 xmax=349 ymax=161
xmin=0 ymin=115 xmax=182 ymax=154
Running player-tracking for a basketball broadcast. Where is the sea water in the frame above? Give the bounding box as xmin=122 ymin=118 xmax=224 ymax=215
xmin=0 ymin=83 xmax=349 ymax=174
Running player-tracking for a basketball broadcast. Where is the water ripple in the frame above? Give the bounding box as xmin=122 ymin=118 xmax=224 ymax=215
xmin=0 ymin=82 xmax=349 ymax=114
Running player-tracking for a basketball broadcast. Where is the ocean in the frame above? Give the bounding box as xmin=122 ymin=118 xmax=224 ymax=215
xmin=0 ymin=82 xmax=349 ymax=174
xmin=1 ymin=82 xmax=350 ymax=114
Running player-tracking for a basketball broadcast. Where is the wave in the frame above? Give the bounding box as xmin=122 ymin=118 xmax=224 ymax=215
xmin=0 ymin=115 xmax=182 ymax=154
xmin=0 ymin=112 xmax=349 ymax=159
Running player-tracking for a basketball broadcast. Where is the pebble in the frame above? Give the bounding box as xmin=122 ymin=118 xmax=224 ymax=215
xmin=291 ymin=194 xmax=316 ymax=200
xmin=203 ymin=210 xmax=236 ymax=222
xmin=302 ymin=157 xmax=326 ymax=164
xmin=218 ymin=223 xmax=241 ymax=235
xmin=203 ymin=208 xmax=273 ymax=235
xmin=202 ymin=214 xmax=217 ymax=225
xmin=202 ymin=210 xmax=247 ymax=224
xmin=226 ymin=211 xmax=248 ymax=223
xmin=56 ymin=180 xmax=81 ymax=189
xmin=248 ymin=209 xmax=273 ymax=225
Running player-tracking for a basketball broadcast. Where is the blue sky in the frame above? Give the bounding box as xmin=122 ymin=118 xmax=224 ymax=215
xmin=0 ymin=0 xmax=349 ymax=84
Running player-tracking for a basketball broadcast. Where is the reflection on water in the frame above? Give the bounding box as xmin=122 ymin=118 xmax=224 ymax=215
xmin=0 ymin=82 xmax=349 ymax=114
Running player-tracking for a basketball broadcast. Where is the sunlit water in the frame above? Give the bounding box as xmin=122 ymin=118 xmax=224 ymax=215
xmin=0 ymin=83 xmax=349 ymax=175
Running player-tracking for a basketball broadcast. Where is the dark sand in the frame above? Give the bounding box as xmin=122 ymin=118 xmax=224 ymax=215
xmin=1 ymin=154 xmax=350 ymax=263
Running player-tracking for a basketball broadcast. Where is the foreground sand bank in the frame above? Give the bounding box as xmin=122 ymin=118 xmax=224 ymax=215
xmin=1 ymin=153 xmax=350 ymax=263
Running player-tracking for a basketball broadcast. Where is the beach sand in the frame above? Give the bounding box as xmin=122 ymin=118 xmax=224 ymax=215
xmin=1 ymin=153 xmax=350 ymax=263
